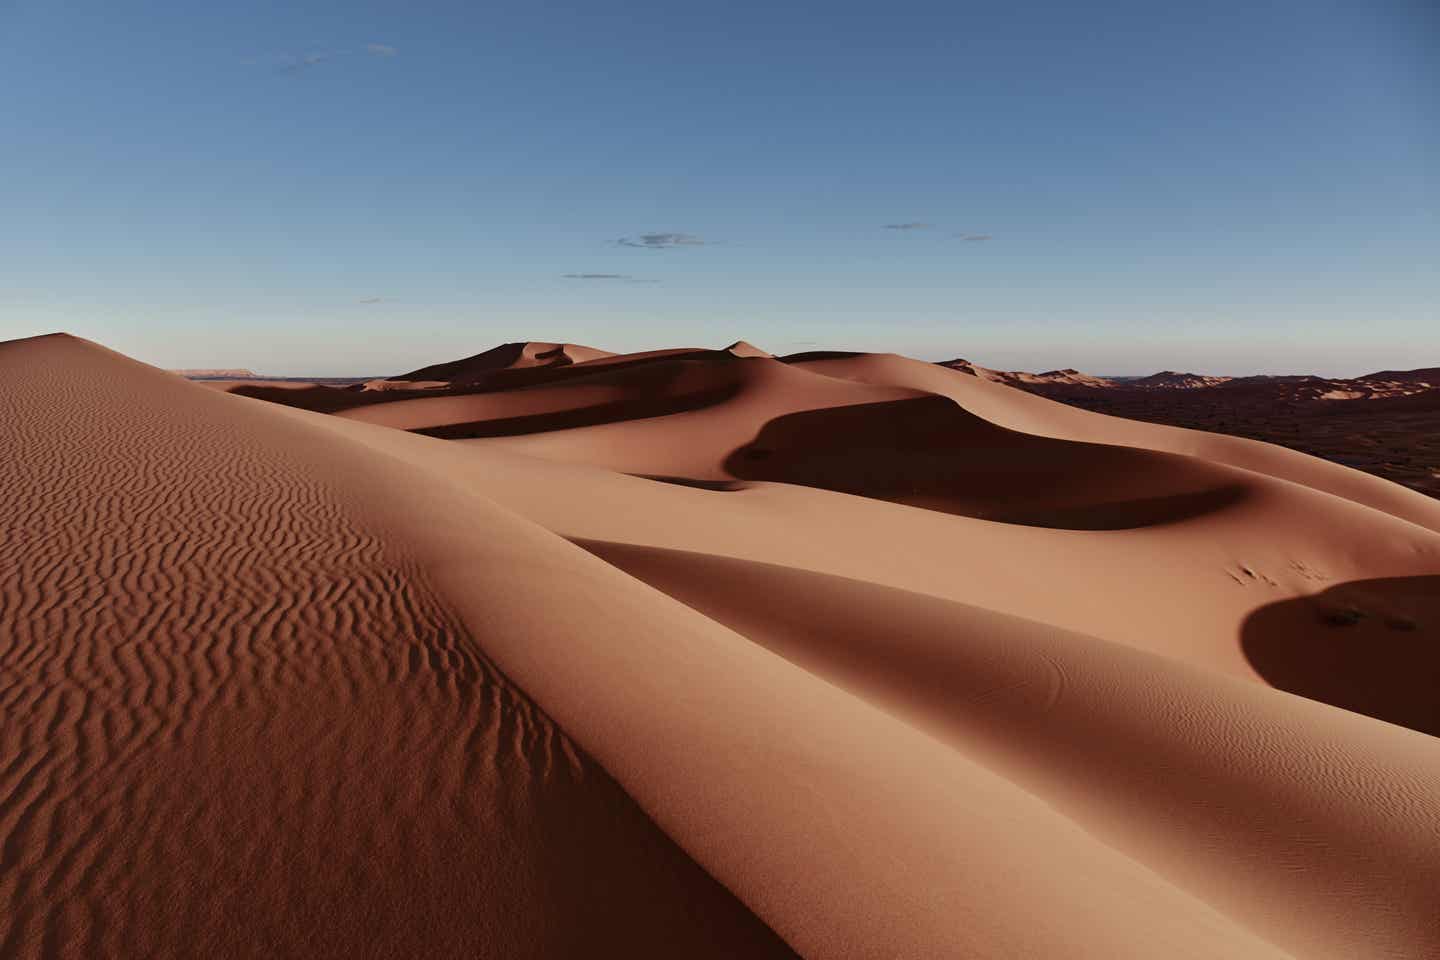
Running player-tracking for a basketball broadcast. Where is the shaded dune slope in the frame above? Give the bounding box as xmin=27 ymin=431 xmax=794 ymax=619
xmin=201 ymin=379 xmax=375 ymax=413
xmin=1243 ymin=575 xmax=1440 ymax=735
xmin=340 ymin=350 xmax=753 ymax=438
xmin=722 ymin=395 xmax=1251 ymax=528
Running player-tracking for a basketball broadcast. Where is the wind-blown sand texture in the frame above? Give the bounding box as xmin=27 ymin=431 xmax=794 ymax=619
xmin=4 ymin=333 xmax=1439 ymax=959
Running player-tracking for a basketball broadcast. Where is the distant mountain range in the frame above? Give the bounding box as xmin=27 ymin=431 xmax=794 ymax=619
xmin=940 ymin=359 xmax=1440 ymax=403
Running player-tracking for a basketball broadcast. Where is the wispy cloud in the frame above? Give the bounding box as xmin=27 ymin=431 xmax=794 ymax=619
xmin=357 ymin=296 xmax=387 ymax=304
xmin=254 ymin=43 xmax=398 ymax=73
xmin=884 ymin=222 xmax=992 ymax=242
xmin=616 ymin=232 xmax=710 ymax=249
xmin=562 ymin=273 xmax=654 ymax=282
xmin=282 ymin=51 xmax=333 ymax=72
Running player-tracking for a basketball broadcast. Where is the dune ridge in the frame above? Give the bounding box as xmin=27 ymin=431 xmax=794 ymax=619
xmin=3 ymin=332 xmax=1439 ymax=959
xmin=0 ymin=334 xmax=793 ymax=959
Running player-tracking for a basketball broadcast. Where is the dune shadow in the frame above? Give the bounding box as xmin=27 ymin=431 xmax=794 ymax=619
xmin=225 ymin=383 xmax=377 ymax=414
xmin=1242 ymin=576 xmax=1440 ymax=736
xmin=722 ymin=396 xmax=1251 ymax=530
xmin=777 ymin=350 xmax=866 ymax=363
xmin=412 ymin=362 xmax=746 ymax=439
xmin=448 ymin=348 xmax=716 ymax=392
xmin=630 ymin=475 xmax=748 ymax=491
xmin=235 ymin=350 xmax=731 ymax=418
xmin=396 ymin=340 xmax=532 ymax=381
xmin=988 ymin=485 xmax=1248 ymax=529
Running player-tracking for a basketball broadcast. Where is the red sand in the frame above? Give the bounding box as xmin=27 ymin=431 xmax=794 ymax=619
xmin=4 ymin=333 xmax=1439 ymax=959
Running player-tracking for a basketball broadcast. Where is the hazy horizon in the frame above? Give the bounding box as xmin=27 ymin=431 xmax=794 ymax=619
xmin=2 ymin=0 xmax=1435 ymax=377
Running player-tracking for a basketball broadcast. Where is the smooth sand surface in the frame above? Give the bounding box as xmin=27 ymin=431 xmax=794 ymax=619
xmin=4 ymin=333 xmax=1439 ymax=959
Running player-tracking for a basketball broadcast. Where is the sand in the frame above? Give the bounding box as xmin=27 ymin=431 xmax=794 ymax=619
xmin=943 ymin=359 xmax=1440 ymax=498
xmin=3 ymin=332 xmax=1438 ymax=959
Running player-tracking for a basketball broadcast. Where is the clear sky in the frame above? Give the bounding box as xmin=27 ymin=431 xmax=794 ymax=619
xmin=1 ymin=0 xmax=1435 ymax=375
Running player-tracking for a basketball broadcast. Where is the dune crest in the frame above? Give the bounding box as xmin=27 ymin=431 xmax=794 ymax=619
xmin=4 ymin=332 xmax=1439 ymax=959
xmin=726 ymin=339 xmax=773 ymax=358
xmin=396 ymin=340 xmax=615 ymax=384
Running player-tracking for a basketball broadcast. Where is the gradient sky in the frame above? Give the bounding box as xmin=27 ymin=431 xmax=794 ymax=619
xmin=1 ymin=0 xmax=1435 ymax=375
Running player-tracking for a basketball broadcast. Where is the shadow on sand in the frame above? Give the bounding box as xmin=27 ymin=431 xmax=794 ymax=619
xmin=722 ymin=397 xmax=1251 ymax=530
xmin=1242 ymin=576 xmax=1440 ymax=736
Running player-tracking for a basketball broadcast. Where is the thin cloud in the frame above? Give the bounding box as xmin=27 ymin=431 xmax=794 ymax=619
xmin=282 ymin=51 xmax=333 ymax=72
xmin=884 ymin=223 xmax=991 ymax=241
xmin=562 ymin=273 xmax=654 ymax=282
xmin=357 ymin=297 xmax=386 ymax=304
xmin=616 ymin=232 xmax=710 ymax=249
xmin=257 ymin=44 xmax=398 ymax=73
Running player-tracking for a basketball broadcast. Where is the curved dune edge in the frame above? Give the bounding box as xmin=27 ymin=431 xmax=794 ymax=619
xmin=5 ymin=334 xmax=1440 ymax=959
xmin=570 ymin=541 xmax=1440 ymax=959
xmin=786 ymin=352 xmax=1440 ymax=535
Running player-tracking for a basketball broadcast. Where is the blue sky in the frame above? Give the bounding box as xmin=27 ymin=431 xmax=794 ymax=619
xmin=1 ymin=0 xmax=1434 ymax=375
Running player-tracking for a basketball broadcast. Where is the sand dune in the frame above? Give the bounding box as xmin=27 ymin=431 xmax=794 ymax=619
xmin=396 ymin=340 xmax=615 ymax=383
xmin=0 ymin=335 xmax=792 ymax=958
xmin=4 ymin=332 xmax=1439 ymax=959
xmin=574 ymin=542 xmax=1440 ymax=958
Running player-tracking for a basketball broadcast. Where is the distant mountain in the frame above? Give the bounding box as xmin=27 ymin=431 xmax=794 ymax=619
xmin=1359 ymin=367 xmax=1440 ymax=384
xmin=1126 ymin=371 xmax=1233 ymax=390
xmin=944 ymin=361 xmax=1440 ymax=403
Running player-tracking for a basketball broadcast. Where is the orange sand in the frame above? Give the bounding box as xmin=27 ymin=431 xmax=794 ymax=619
xmin=4 ymin=333 xmax=1439 ymax=959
